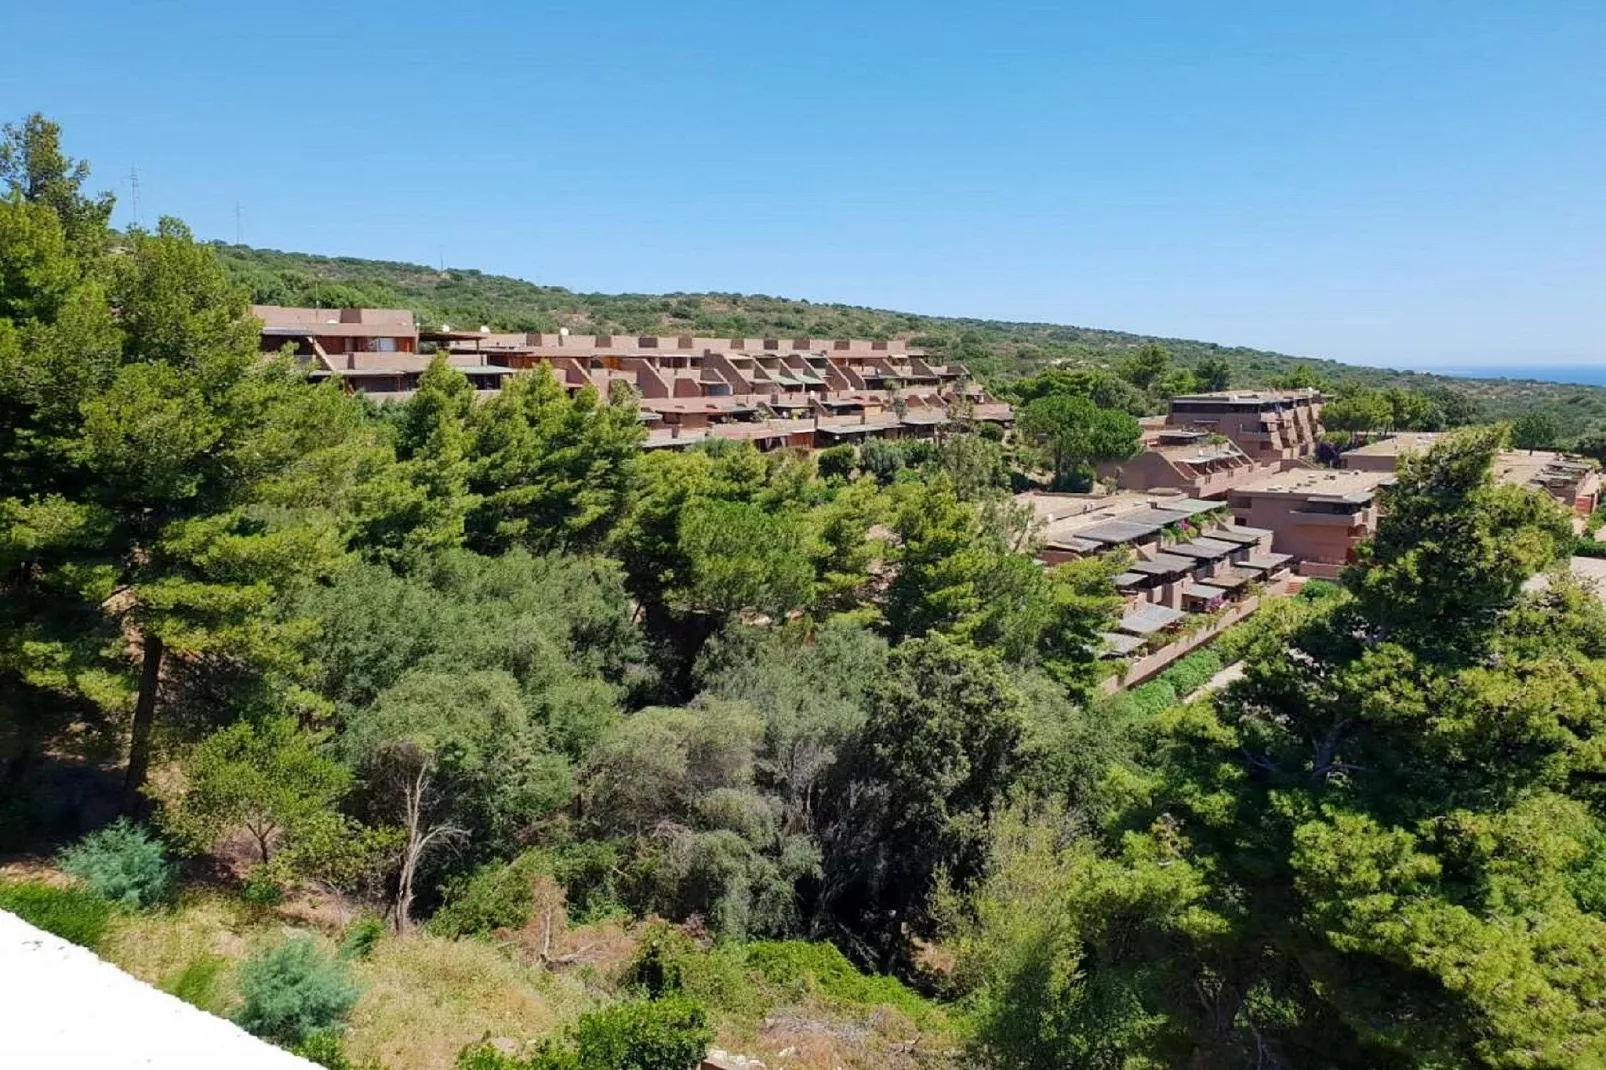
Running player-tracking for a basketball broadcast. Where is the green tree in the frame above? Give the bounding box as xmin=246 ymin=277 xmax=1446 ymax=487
xmin=969 ymin=429 xmax=1606 ymax=1066
xmin=818 ymin=635 xmax=1027 ymax=966
xmin=1321 ymin=388 xmax=1392 ymax=433
xmin=467 ymin=368 xmax=642 ymax=554
xmin=676 ymin=498 xmax=814 ymax=620
xmin=1117 ymin=343 xmax=1170 ymax=391
xmin=1015 ymin=394 xmax=1140 ymax=489
xmin=157 ymin=716 xmax=351 ymax=866
xmin=0 ymin=113 xmax=114 ymax=253
xmin=1 ymin=178 xmax=377 ymax=812
xmin=1193 ymin=357 xmax=1231 ymax=392
xmin=342 ymin=670 xmax=572 ymax=931
xmin=1512 ymin=409 xmax=1560 ymax=451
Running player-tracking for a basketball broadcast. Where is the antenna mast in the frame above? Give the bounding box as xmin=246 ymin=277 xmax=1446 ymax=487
xmin=127 ymin=167 xmax=141 ymax=227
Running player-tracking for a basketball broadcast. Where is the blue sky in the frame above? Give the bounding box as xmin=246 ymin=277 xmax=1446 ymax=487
xmin=4 ymin=1 xmax=1603 ymax=369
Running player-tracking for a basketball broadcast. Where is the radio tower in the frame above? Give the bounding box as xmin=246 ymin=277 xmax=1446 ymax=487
xmin=127 ymin=167 xmax=141 ymax=227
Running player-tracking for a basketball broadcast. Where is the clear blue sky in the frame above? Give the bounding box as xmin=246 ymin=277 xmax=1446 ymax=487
xmin=5 ymin=1 xmax=1603 ymax=369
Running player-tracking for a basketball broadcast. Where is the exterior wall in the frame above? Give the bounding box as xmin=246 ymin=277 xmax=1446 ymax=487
xmin=1228 ymin=492 xmax=1378 ymax=566
xmin=1100 ymin=596 xmax=1262 ymax=694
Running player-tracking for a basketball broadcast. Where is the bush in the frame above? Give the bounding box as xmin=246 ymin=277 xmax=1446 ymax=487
xmin=429 ymin=852 xmax=546 ymax=938
xmin=622 ymin=921 xmax=697 ymax=999
xmin=571 ymin=998 xmax=711 ymax=1070
xmin=0 ymin=879 xmax=113 ymax=949
xmin=816 ymin=444 xmax=856 ymax=481
xmin=860 ymin=439 xmax=905 ymax=485
xmin=294 ymin=1030 xmax=380 ymax=1070
xmin=232 ymin=936 xmax=360 ymax=1045
xmin=1126 ymin=680 xmax=1178 ymax=717
xmin=745 ymin=940 xmax=937 ymax=1025
xmin=1154 ymin=650 xmax=1223 ymax=697
xmin=455 ymin=998 xmax=711 ymax=1070
xmin=58 ymin=819 xmax=174 ymax=908
xmin=338 ymin=915 xmax=386 ymax=961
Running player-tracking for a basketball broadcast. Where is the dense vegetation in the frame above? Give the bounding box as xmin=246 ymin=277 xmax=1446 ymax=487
xmin=213 ymin=242 xmax=1606 ymax=437
xmin=9 ymin=114 xmax=1606 ymax=1069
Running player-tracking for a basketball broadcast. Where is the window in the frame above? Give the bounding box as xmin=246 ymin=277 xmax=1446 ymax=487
xmin=763 ymin=339 xmax=779 ymax=350
xmin=639 ymin=336 xmax=658 ymax=348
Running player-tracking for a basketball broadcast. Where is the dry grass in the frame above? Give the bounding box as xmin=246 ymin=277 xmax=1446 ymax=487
xmin=345 ymin=933 xmax=588 ymax=1070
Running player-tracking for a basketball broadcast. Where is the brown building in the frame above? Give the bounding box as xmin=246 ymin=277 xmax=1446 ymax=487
xmin=1096 ymin=429 xmax=1265 ymax=498
xmin=1342 ymin=433 xmax=1601 ymax=517
xmin=1166 ymin=389 xmax=1324 ymax=464
xmin=1226 ymin=468 xmax=1393 ymax=577
xmin=255 ymin=307 xmax=1010 ymax=448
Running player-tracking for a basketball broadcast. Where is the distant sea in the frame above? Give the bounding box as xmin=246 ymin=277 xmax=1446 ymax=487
xmin=1413 ymin=364 xmax=1606 ymax=387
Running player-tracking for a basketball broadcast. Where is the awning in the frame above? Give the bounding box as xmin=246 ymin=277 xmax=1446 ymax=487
xmin=1167 ymin=537 xmax=1239 ymax=560
xmin=1182 ymin=582 xmax=1227 ymax=601
xmin=1098 ymin=632 xmax=1146 ymax=657
xmin=1128 ymin=552 xmax=1194 ymax=575
xmin=1118 ymin=602 xmax=1186 ymax=635
xmin=1043 ymin=535 xmax=1103 ymax=554
xmin=1206 ymin=525 xmax=1272 ymax=545
xmin=1166 ymin=497 xmax=1228 ymax=516
xmin=1208 ymin=567 xmax=1257 ymax=590
xmin=1077 ymin=518 xmax=1167 ymax=544
xmin=1242 ymin=552 xmax=1294 ymax=572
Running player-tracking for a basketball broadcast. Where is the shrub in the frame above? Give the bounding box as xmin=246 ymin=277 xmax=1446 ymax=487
xmin=232 ymin=936 xmax=360 ymax=1045
xmin=58 ymin=819 xmax=173 ymax=908
xmin=0 ymin=879 xmax=113 ymax=949
xmin=1126 ymin=680 xmax=1178 ymax=717
xmin=338 ymin=915 xmax=386 ymax=961
xmin=622 ymin=921 xmax=697 ymax=999
xmin=294 ymin=1030 xmax=381 ymax=1070
xmin=816 ymin=444 xmax=856 ymax=481
xmin=429 ymin=851 xmax=546 ymax=938
xmin=240 ymin=867 xmax=285 ymax=907
xmin=455 ymin=998 xmax=710 ymax=1070
xmin=744 ymin=940 xmax=937 ymax=1025
xmin=162 ymin=953 xmax=228 ymax=1013
xmin=860 ymin=439 xmax=905 ymax=485
xmin=571 ymin=997 xmax=711 ymax=1070
xmin=1154 ymin=650 xmax=1223 ymax=697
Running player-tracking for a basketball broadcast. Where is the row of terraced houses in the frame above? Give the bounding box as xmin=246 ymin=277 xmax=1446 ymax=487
xmin=254 ymin=305 xmax=1011 ymax=451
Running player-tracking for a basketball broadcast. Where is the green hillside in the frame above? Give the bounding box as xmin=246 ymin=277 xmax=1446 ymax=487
xmin=215 ymin=242 xmax=1606 ymax=436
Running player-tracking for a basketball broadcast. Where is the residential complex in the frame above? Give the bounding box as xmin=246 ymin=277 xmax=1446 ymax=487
xmin=1097 ymin=427 xmax=1263 ymax=497
xmin=1165 ymin=389 xmax=1324 ymax=463
xmin=1020 ymin=490 xmax=1293 ymax=682
xmin=1342 ymin=433 xmax=1601 ymax=517
xmin=256 ymin=306 xmax=1009 ymax=449
xmin=1225 ymin=468 xmax=1393 ymax=578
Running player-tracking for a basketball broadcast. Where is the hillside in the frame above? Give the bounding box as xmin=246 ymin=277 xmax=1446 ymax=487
xmin=215 ymin=243 xmax=1606 ymax=437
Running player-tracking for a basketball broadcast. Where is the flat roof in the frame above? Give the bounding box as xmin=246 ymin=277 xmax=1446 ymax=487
xmin=1118 ymin=602 xmax=1186 ymax=635
xmin=1231 ymin=467 xmax=1395 ymax=501
xmin=1099 ymin=631 xmax=1146 ymax=657
xmin=1344 ymin=432 xmax=1444 ymax=457
xmin=1171 ymin=389 xmax=1320 ymax=404
xmin=1182 ymin=582 xmax=1228 ymax=600
xmin=1207 ymin=524 xmax=1274 ymax=544
xmin=1166 ymin=537 xmax=1240 ymax=560
xmin=1242 ymin=552 xmax=1294 ymax=572
xmin=1112 ymin=571 xmax=1149 ymax=587
xmin=1127 ymin=553 xmax=1196 ymax=575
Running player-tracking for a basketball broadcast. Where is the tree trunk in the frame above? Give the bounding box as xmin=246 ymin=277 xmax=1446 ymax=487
xmin=123 ymin=632 xmax=164 ymax=814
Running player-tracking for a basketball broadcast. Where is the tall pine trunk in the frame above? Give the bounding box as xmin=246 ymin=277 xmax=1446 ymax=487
xmin=122 ymin=632 xmax=163 ymax=813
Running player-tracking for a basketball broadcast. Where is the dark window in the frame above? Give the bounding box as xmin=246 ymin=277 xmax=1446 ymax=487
xmin=639 ymin=336 xmax=658 ymax=348
xmin=763 ymin=339 xmax=779 ymax=350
